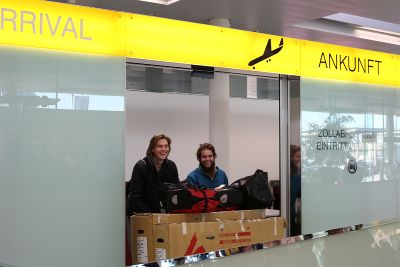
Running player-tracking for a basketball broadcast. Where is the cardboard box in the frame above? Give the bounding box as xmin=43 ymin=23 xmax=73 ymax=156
xmin=153 ymin=217 xmax=285 ymax=260
xmin=131 ymin=213 xmax=201 ymax=264
xmin=202 ymin=209 xmax=271 ymax=221
xmin=130 ymin=209 xmax=279 ymax=264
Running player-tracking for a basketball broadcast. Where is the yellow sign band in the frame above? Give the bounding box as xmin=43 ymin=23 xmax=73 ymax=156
xmin=0 ymin=0 xmax=398 ymax=86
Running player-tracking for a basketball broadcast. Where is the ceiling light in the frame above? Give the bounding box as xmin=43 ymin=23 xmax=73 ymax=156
xmin=324 ymin=13 xmax=400 ymax=34
xmin=136 ymin=0 xmax=181 ymax=5
xmin=293 ymin=13 xmax=400 ymax=45
xmin=356 ymin=26 xmax=400 ymax=38
xmin=353 ymin=28 xmax=400 ymax=45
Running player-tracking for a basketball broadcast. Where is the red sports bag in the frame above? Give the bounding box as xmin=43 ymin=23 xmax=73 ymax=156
xmin=161 ymin=182 xmax=243 ymax=213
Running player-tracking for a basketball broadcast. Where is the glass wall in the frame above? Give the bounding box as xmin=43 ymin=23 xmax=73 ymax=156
xmin=301 ymin=77 xmax=400 ymax=234
xmin=0 ymin=46 xmax=126 ymax=267
xmin=181 ymin=220 xmax=400 ymax=267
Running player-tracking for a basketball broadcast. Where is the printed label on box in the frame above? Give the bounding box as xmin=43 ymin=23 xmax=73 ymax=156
xmin=137 ymin=237 xmax=148 ymax=263
xmin=155 ymin=248 xmax=167 ymax=260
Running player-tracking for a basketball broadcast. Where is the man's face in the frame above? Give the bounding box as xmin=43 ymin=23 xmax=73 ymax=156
xmin=152 ymin=138 xmax=170 ymax=161
xmin=199 ymin=149 xmax=215 ymax=169
xmin=292 ymin=150 xmax=301 ymax=168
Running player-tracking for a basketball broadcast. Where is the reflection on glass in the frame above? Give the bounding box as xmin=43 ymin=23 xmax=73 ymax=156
xmin=0 ymin=83 xmax=59 ymax=109
xmin=368 ymin=224 xmax=400 ymax=249
xmin=0 ymin=89 xmax=124 ymax=111
xmin=0 ymin=46 xmax=125 ymax=267
xmin=311 ymin=238 xmax=325 ymax=267
xmin=146 ymin=219 xmax=399 ymax=267
xmin=301 ymin=111 xmax=397 ymax=183
xmin=302 ymin=112 xmax=356 ymax=185
xmin=301 ymin=78 xmax=400 ymax=234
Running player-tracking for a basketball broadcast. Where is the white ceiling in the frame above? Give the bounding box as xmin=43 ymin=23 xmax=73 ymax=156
xmin=64 ymin=0 xmax=400 ymax=55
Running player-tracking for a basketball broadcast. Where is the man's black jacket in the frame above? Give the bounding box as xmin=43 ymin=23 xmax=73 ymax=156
xmin=126 ymin=156 xmax=179 ymax=216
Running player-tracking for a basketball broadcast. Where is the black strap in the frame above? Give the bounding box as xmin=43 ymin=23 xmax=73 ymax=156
xmin=199 ymin=189 xmax=208 ymax=213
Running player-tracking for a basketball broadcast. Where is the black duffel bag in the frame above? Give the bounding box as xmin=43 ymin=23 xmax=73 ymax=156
xmin=230 ymin=169 xmax=275 ymax=209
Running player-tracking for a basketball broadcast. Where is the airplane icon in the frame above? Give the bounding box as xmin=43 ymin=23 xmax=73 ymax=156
xmin=248 ymin=38 xmax=284 ymax=68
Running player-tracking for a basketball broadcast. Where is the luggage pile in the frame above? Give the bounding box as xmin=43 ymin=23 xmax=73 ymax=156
xmin=161 ymin=169 xmax=275 ymax=213
xmin=127 ymin=169 xmax=282 ymax=264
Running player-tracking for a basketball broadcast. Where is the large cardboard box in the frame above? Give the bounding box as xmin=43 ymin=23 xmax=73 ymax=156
xmin=131 ymin=213 xmax=200 ymax=264
xmin=130 ymin=209 xmax=279 ymax=264
xmin=153 ymin=217 xmax=285 ymax=260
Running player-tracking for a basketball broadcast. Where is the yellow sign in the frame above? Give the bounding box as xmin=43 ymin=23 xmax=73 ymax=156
xmin=300 ymin=40 xmax=397 ymax=86
xmin=0 ymin=0 xmax=125 ymax=56
xmin=0 ymin=0 xmax=398 ymax=86
xmin=126 ymin=14 xmax=301 ymax=75
xmin=397 ymin=56 xmax=400 ymax=86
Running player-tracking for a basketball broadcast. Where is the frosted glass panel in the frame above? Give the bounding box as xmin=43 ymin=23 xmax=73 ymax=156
xmin=301 ymin=78 xmax=400 ymax=234
xmin=0 ymin=47 xmax=125 ymax=267
xmin=184 ymin=220 xmax=400 ymax=267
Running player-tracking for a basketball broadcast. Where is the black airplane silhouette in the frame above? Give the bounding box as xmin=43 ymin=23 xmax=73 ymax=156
xmin=248 ymin=38 xmax=284 ymax=67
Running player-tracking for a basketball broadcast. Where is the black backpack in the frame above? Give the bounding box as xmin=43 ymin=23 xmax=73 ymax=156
xmin=230 ymin=169 xmax=275 ymax=209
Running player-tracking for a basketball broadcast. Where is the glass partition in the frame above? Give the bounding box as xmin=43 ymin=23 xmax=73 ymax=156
xmin=3 ymin=48 xmax=400 ymax=267
xmin=301 ymin=77 xmax=400 ymax=234
xmin=125 ymin=72 xmax=400 ymax=266
xmin=176 ymin=219 xmax=400 ymax=267
xmin=0 ymin=46 xmax=126 ymax=267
